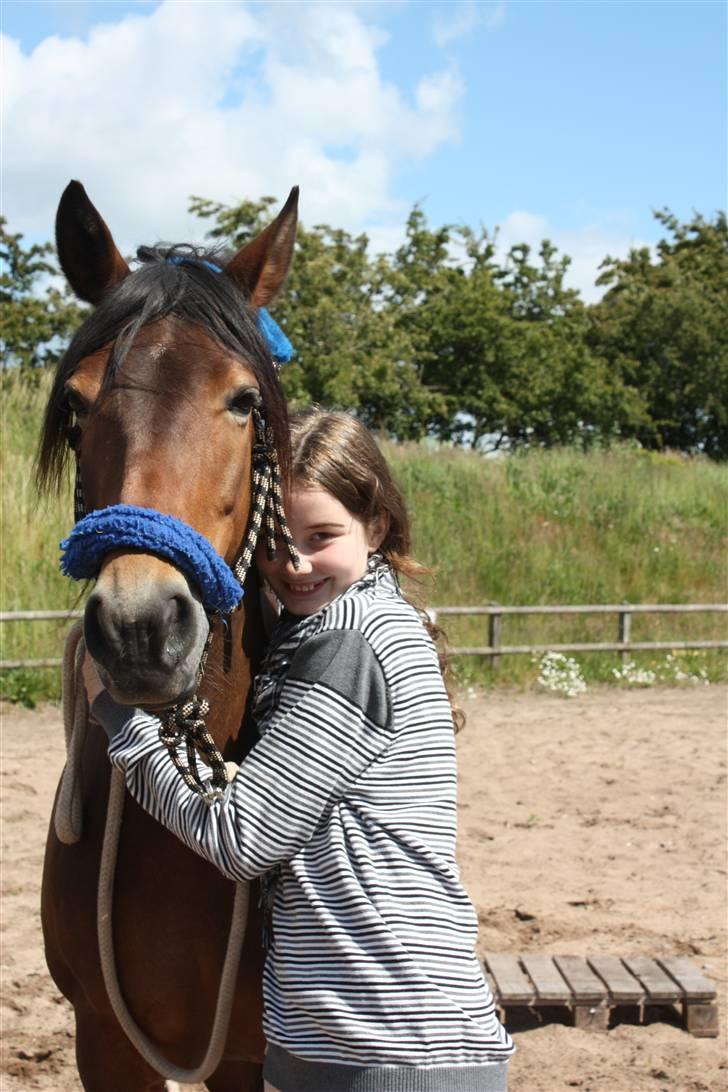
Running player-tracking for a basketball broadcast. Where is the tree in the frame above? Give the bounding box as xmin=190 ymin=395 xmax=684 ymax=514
xmin=492 ymin=239 xmax=642 ymax=450
xmin=591 ymin=210 xmax=728 ymax=458
xmin=0 ymin=218 xmax=84 ymax=371
xmin=386 ymin=213 xmax=630 ymax=451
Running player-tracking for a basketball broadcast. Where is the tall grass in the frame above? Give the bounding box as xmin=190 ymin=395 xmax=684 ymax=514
xmin=2 ymin=371 xmax=726 ymax=701
xmin=386 ymin=441 xmax=727 ymax=687
xmin=1 ymin=371 xmax=80 ymax=701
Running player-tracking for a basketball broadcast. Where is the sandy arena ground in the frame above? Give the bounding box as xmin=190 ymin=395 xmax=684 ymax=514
xmin=1 ymin=686 xmax=726 ymax=1092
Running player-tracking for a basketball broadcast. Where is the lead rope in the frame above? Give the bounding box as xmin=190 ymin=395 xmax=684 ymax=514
xmin=98 ymin=770 xmax=250 ymax=1084
xmin=54 ymin=626 xmax=249 ymax=1083
xmin=55 ymin=656 xmax=250 ymax=1085
xmin=54 ymin=620 xmax=87 ymax=844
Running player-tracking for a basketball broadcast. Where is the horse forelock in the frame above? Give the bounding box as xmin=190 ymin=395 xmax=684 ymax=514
xmin=37 ymin=248 xmax=290 ymax=494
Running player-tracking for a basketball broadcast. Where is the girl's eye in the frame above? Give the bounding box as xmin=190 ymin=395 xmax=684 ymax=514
xmin=228 ymin=387 xmax=261 ymax=421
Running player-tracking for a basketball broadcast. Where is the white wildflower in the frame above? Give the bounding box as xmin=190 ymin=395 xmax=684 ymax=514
xmin=537 ymin=651 xmax=587 ymax=698
xmin=661 ymin=652 xmax=711 ymax=686
xmin=612 ymin=661 xmax=657 ymax=687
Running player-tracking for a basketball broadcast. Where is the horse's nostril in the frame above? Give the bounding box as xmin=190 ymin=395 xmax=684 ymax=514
xmin=162 ymin=594 xmax=192 ymax=628
xmin=84 ymin=590 xmax=118 ymax=662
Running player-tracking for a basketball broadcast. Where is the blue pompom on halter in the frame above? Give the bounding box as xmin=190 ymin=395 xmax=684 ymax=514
xmin=166 ymin=254 xmax=294 ymax=364
xmin=60 ymin=505 xmax=244 ymax=615
xmin=256 ymin=306 xmax=293 ymax=363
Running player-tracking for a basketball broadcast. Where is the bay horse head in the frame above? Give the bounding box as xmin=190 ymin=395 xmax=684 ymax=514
xmin=38 ymin=181 xmax=298 ymax=709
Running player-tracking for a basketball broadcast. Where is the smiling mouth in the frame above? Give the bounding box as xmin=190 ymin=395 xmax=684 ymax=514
xmin=285 ymin=579 xmax=327 ymax=596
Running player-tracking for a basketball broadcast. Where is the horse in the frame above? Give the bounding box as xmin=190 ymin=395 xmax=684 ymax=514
xmin=37 ymin=179 xmax=298 ymax=1092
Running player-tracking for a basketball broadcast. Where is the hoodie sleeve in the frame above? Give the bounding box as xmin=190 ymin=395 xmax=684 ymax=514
xmin=98 ymin=628 xmax=391 ymax=882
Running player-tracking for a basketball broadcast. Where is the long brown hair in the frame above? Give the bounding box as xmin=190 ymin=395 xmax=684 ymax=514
xmin=288 ymin=410 xmax=464 ymax=730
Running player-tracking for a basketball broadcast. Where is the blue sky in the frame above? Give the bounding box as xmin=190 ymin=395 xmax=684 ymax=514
xmin=1 ymin=0 xmax=725 ymax=299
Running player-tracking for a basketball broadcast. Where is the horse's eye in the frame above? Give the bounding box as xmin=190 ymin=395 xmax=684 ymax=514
xmin=228 ymin=387 xmax=261 ymax=421
xmin=64 ymin=387 xmax=88 ymax=419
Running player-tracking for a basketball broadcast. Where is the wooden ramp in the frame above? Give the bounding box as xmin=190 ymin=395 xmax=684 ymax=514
xmin=484 ymin=954 xmax=718 ymax=1037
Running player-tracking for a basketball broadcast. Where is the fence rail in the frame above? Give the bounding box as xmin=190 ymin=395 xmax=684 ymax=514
xmin=428 ymin=603 xmax=728 ymax=663
xmin=1 ymin=610 xmax=84 ymax=669
xmin=2 ymin=604 xmax=726 ymax=671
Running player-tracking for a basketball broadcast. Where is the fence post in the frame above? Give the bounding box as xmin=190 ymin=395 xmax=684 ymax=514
xmin=489 ymin=611 xmax=502 ymax=669
xmin=618 ymin=607 xmax=631 ymax=666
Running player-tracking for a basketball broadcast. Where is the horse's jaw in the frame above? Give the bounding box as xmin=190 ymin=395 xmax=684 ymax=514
xmin=85 ymin=553 xmax=210 ymax=707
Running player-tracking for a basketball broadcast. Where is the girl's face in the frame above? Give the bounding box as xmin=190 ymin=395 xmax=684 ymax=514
xmin=256 ymin=485 xmax=385 ymax=616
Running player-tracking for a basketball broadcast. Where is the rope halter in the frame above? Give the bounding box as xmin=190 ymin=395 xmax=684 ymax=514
xmin=156 ymin=403 xmax=300 ymax=805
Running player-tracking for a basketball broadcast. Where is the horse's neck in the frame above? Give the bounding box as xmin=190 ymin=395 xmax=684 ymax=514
xmin=201 ymin=598 xmax=263 ymax=761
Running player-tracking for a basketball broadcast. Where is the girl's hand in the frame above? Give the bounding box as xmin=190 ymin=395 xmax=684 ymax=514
xmin=81 ymin=652 xmax=105 ymax=705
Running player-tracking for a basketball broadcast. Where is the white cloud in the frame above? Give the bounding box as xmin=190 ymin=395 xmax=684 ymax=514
xmin=432 ymin=1 xmax=504 ymax=47
xmin=1 ymin=0 xmax=462 ymax=256
xmin=497 ymin=210 xmax=649 ymax=302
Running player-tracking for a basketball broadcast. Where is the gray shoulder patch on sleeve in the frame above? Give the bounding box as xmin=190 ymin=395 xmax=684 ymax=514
xmin=287 ymin=629 xmax=390 ymax=729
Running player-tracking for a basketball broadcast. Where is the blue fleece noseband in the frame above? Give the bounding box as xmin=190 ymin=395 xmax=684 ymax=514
xmin=60 ymin=505 xmax=243 ymax=614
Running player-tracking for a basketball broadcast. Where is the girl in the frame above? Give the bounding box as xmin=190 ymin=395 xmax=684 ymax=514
xmin=86 ymin=410 xmax=514 ymax=1091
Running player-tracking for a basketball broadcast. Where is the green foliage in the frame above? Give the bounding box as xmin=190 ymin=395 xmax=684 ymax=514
xmin=591 ymin=210 xmax=728 ymax=458
xmin=0 ymin=669 xmax=42 ymax=708
xmin=1 ymin=369 xmax=80 ymax=703
xmin=0 ymin=217 xmax=85 ymax=371
xmin=388 ymin=442 xmax=726 ymax=607
xmin=387 ymin=215 xmax=624 ymax=451
xmin=192 ymin=197 xmax=726 ymax=457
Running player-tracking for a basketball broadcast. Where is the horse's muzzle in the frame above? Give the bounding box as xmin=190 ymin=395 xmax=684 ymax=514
xmin=84 ymin=554 xmax=210 ymax=706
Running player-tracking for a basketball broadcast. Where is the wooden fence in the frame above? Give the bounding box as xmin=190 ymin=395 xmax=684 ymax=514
xmin=1 ymin=604 xmax=726 ymax=670
xmin=428 ymin=603 xmax=728 ymax=665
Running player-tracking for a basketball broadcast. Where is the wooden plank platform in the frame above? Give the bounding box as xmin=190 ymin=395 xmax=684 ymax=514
xmin=483 ymin=954 xmax=718 ymax=1037
xmin=554 ymin=956 xmax=608 ymax=1002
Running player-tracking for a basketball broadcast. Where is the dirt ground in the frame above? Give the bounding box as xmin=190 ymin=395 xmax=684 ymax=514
xmin=1 ymin=686 xmax=726 ymax=1092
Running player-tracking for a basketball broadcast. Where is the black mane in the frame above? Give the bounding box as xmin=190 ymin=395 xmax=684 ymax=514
xmin=37 ymin=246 xmax=290 ymax=491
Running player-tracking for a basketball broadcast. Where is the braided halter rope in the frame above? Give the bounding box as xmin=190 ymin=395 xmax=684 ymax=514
xmin=68 ymin=382 xmax=299 ymax=806
xmin=234 ymin=404 xmax=299 ymax=580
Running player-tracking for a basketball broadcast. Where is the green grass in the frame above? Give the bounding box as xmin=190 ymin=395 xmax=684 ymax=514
xmin=2 ymin=371 xmax=82 ymax=703
xmin=386 ymin=441 xmax=727 ymax=688
xmin=2 ymin=371 xmax=726 ymax=702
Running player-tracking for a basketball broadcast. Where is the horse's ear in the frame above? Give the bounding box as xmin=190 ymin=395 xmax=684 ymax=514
xmin=224 ymin=186 xmax=299 ymax=307
xmin=55 ymin=181 xmax=130 ymax=305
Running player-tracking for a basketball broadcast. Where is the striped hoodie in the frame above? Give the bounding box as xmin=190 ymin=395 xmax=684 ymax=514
xmin=95 ymin=562 xmax=514 ymax=1091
